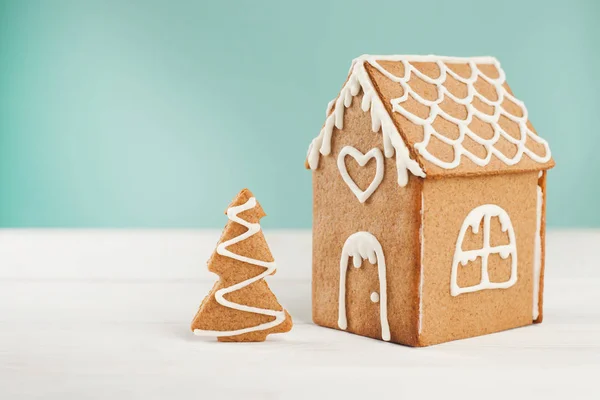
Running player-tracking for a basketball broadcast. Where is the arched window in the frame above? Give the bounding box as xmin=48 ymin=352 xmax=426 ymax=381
xmin=451 ymin=205 xmax=517 ymax=296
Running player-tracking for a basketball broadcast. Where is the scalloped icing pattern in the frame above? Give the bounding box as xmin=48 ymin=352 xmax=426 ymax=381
xmin=307 ymin=55 xmax=552 ymax=185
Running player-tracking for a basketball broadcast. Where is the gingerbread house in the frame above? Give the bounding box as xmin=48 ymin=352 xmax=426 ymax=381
xmin=306 ymin=55 xmax=554 ymax=346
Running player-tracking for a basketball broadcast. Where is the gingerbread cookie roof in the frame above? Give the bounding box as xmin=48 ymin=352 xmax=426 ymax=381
xmin=307 ymin=55 xmax=554 ymax=183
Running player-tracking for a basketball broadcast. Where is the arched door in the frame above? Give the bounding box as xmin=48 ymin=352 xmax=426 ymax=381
xmin=338 ymin=231 xmax=390 ymax=341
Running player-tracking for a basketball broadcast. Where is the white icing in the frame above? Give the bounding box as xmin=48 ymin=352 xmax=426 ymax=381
xmin=338 ymin=232 xmax=390 ymax=341
xmin=193 ymin=197 xmax=286 ymax=337
xmin=418 ymin=193 xmax=425 ymax=334
xmin=325 ymin=99 xmax=335 ymax=116
xmin=308 ymin=54 xmax=551 ymax=179
xmin=337 ymin=146 xmax=384 ymax=203
xmin=307 ymin=56 xmax=425 ymax=187
xmin=370 ymin=292 xmax=380 ymax=303
xmin=532 ymin=183 xmax=543 ymax=320
xmin=450 ymin=204 xmax=517 ymax=296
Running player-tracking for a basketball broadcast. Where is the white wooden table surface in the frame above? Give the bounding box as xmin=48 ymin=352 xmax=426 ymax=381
xmin=1 ymin=229 xmax=599 ymax=400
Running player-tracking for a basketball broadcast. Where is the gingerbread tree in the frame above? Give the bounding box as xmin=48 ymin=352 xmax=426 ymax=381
xmin=191 ymin=189 xmax=293 ymax=342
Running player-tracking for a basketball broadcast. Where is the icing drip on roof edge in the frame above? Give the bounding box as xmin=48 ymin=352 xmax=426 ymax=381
xmin=307 ymin=55 xmax=426 ymax=187
xmin=307 ymin=54 xmax=552 ymax=185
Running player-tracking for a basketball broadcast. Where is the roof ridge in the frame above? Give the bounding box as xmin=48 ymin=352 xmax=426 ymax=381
xmin=355 ymin=54 xmax=499 ymax=64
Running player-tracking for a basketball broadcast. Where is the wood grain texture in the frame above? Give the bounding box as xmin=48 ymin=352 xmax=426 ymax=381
xmin=1 ymin=230 xmax=599 ymax=399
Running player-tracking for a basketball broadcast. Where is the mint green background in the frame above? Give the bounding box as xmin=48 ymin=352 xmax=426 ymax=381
xmin=0 ymin=0 xmax=598 ymax=228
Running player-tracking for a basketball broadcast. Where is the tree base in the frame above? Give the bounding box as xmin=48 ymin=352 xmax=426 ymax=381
xmin=217 ymin=332 xmax=268 ymax=342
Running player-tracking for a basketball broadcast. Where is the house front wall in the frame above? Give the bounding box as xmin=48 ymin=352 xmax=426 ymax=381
xmin=419 ymin=172 xmax=539 ymax=346
xmin=312 ymin=94 xmax=422 ymax=346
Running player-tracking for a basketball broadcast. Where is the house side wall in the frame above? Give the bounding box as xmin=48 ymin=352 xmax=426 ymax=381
xmin=419 ymin=172 xmax=538 ymax=346
xmin=534 ymin=171 xmax=547 ymax=323
xmin=312 ymin=93 xmax=422 ymax=346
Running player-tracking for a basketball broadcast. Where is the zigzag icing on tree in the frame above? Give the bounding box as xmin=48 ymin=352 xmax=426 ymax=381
xmin=193 ymin=196 xmax=287 ymax=337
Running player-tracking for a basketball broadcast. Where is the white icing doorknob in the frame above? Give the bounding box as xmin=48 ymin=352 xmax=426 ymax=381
xmin=370 ymin=292 xmax=380 ymax=303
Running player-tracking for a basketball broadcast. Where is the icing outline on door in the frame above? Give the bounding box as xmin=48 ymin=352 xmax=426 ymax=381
xmin=338 ymin=231 xmax=390 ymax=341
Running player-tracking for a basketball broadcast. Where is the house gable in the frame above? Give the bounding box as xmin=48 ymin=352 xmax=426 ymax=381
xmin=311 ymin=92 xmax=422 ymax=345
